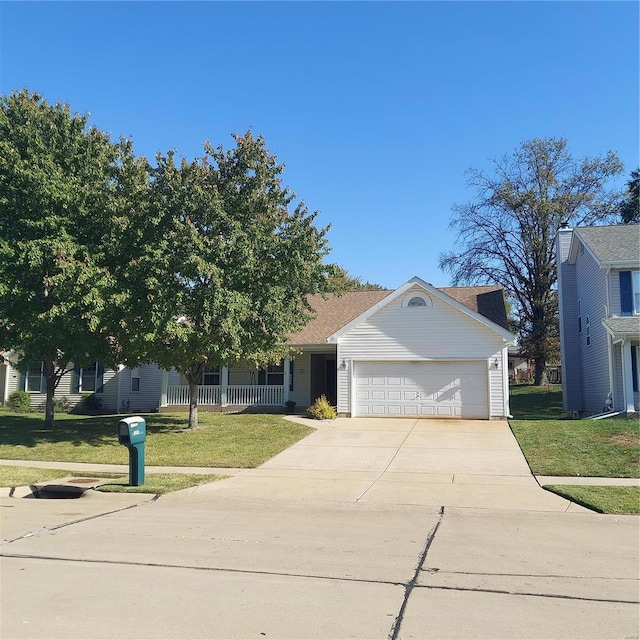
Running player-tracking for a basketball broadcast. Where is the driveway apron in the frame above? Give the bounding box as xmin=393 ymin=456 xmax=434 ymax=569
xmin=189 ymin=418 xmax=586 ymax=512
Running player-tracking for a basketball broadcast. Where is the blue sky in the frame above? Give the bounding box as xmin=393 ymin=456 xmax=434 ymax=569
xmin=1 ymin=1 xmax=638 ymax=289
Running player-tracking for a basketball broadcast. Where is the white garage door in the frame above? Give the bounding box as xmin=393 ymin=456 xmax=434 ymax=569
xmin=354 ymin=361 xmax=489 ymax=419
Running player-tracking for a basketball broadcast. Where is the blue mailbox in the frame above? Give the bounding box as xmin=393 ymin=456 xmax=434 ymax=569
xmin=117 ymin=416 xmax=146 ymax=486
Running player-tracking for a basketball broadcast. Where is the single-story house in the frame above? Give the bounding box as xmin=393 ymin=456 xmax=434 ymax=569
xmin=1 ymin=276 xmax=515 ymax=419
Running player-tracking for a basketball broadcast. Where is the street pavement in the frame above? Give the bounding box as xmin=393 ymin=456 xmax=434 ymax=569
xmin=1 ymin=418 xmax=639 ymax=639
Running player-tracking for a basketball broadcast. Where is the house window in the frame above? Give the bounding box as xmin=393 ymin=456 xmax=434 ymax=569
xmin=24 ymin=364 xmax=43 ymax=393
xmin=73 ymin=362 xmax=104 ymax=394
xmin=577 ymin=300 xmax=582 ymax=333
xmin=201 ymin=366 xmax=220 ymax=386
xmin=620 ymin=271 xmax=640 ymax=315
xmin=131 ymin=368 xmax=140 ymax=393
xmin=258 ymin=363 xmax=284 ymax=386
xmin=585 ymin=316 xmax=590 ymax=346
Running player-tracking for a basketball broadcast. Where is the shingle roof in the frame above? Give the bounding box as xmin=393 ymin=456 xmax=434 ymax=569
xmin=287 ymin=285 xmax=509 ymax=345
xmin=603 ymin=317 xmax=640 ymax=336
xmin=575 ymin=225 xmax=640 ymax=265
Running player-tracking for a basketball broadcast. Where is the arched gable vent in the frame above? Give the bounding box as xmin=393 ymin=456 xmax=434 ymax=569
xmin=402 ymin=293 xmax=432 ymax=308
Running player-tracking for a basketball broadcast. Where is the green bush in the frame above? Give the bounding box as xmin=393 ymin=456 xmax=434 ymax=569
xmin=81 ymin=392 xmax=103 ymax=412
xmin=307 ymin=395 xmax=337 ymax=420
xmin=8 ymin=391 xmax=31 ymax=412
xmin=53 ymin=396 xmax=71 ymax=413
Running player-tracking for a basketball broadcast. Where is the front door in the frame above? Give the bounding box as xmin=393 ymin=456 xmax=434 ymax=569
xmin=310 ymin=354 xmax=337 ymax=407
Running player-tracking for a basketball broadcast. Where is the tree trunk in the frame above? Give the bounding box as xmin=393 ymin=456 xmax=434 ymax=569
xmin=43 ymin=355 xmax=56 ymax=429
xmin=534 ymin=359 xmax=548 ymax=386
xmin=185 ymin=362 xmax=204 ymax=430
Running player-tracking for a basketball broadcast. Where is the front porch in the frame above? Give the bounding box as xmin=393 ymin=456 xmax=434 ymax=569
xmin=164 ymin=384 xmax=286 ymax=408
xmin=159 ymin=363 xmax=292 ymax=410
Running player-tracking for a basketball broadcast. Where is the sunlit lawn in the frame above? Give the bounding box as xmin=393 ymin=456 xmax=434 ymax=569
xmin=0 ymin=409 xmax=314 ymax=468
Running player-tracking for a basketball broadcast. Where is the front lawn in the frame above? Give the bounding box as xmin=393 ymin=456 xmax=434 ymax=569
xmin=510 ymin=418 xmax=639 ymax=478
xmin=509 ymin=383 xmax=639 ymax=514
xmin=543 ymin=485 xmax=640 ymax=515
xmin=0 ymin=410 xmax=314 ymax=468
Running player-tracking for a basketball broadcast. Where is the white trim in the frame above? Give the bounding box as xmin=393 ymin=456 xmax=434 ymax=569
xmin=622 ymin=339 xmax=636 ymax=412
xmin=221 ymin=367 xmax=229 ymax=406
xmin=502 ymin=345 xmax=511 ymax=417
xmin=328 ymin=276 xmax=514 ymax=343
xmin=160 ymin=370 xmax=169 ymax=407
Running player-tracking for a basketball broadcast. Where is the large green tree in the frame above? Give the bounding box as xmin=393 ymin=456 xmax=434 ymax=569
xmin=114 ymin=132 xmax=338 ymax=428
xmin=619 ymin=169 xmax=639 ymax=224
xmin=0 ymin=90 xmax=132 ymax=427
xmin=439 ymin=138 xmax=623 ymax=385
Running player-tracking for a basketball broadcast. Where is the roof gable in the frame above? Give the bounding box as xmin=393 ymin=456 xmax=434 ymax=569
xmin=570 ymin=225 xmax=640 ymax=267
xmin=287 ymin=277 xmax=513 ymax=345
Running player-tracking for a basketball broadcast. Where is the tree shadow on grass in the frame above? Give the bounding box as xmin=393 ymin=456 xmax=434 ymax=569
xmin=0 ymin=413 xmax=188 ymax=448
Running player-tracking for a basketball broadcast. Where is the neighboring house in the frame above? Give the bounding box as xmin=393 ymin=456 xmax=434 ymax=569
xmin=557 ymin=224 xmax=640 ymax=415
xmin=2 ymin=276 xmax=515 ymax=419
xmin=507 ymin=346 xmax=562 ymax=384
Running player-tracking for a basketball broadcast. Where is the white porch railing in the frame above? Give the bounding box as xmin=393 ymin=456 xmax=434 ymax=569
xmin=166 ymin=384 xmax=284 ymax=406
xmin=227 ymin=385 xmax=284 ymax=406
xmin=167 ymin=385 xmax=221 ymax=406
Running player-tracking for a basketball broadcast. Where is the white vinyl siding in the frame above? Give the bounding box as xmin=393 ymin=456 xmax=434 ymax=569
xmin=337 ymin=286 xmax=508 ymax=418
xmin=119 ymin=363 xmax=164 ymax=413
xmin=6 ymin=364 xmax=118 ymax=412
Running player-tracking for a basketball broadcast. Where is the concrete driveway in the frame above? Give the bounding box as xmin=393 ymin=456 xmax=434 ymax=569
xmin=189 ymin=417 xmax=587 ymax=512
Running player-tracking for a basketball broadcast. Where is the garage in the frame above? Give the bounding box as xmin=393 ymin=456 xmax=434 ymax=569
xmin=353 ymin=361 xmax=489 ymax=419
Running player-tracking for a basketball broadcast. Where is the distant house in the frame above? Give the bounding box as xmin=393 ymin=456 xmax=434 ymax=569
xmin=556 ymin=224 xmax=640 ymax=415
xmin=1 ymin=276 xmax=515 ymax=419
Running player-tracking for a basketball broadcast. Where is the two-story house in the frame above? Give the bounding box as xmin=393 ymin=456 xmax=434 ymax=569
xmin=557 ymin=224 xmax=640 ymax=416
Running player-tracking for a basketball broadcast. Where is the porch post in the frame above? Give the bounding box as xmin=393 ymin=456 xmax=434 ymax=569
xmin=283 ymin=359 xmax=291 ymax=403
xmin=221 ymin=367 xmax=229 ymax=407
xmin=622 ymin=339 xmax=635 ymax=413
xmin=160 ymin=369 xmax=168 ymax=407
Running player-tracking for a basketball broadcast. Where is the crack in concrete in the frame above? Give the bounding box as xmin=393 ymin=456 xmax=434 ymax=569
xmin=355 ymin=419 xmax=420 ymax=502
xmin=388 ymin=505 xmax=446 ymax=640
xmin=0 ymin=551 xmax=407 ymax=589
xmin=415 ymin=583 xmax=640 ymax=605
xmin=425 ymin=568 xmax=637 ymax=582
xmin=0 ymin=494 xmax=160 ymax=545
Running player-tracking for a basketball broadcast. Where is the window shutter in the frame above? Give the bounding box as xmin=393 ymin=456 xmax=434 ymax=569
xmin=19 ymin=371 xmax=26 ymax=391
xmin=96 ymin=363 xmax=105 ymax=393
xmin=72 ymin=366 xmax=80 ymax=393
xmin=620 ymin=271 xmax=633 ymax=315
xmin=632 ymin=347 xmax=638 ymax=393
xmin=258 ymin=369 xmax=265 ymax=386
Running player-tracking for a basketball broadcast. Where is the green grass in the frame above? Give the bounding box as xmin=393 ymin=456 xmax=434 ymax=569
xmin=0 ymin=465 xmax=71 ymax=487
xmin=0 ymin=466 xmax=225 ymax=494
xmin=509 ymin=383 xmax=565 ymax=419
xmin=94 ymin=473 xmax=225 ymax=494
xmin=0 ymin=410 xmax=314 ymax=468
xmin=508 ymin=383 xmax=640 ymax=514
xmin=543 ymin=485 xmax=640 ymax=515
xmin=510 ymin=418 xmax=639 ymax=477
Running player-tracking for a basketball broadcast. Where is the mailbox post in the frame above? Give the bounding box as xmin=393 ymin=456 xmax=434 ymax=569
xmin=117 ymin=416 xmax=146 ymax=486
